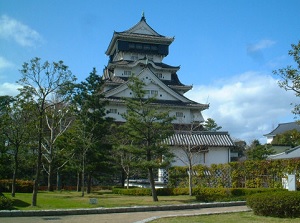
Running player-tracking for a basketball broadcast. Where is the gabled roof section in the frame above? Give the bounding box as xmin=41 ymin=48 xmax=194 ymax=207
xmin=107 ymin=58 xmax=180 ymax=71
xmin=105 ymin=15 xmax=174 ymax=55
xmin=264 ymin=122 xmax=300 ymax=137
xmin=165 ymin=131 xmax=235 ymax=147
xmin=103 ymin=67 xmax=208 ymax=109
xmin=122 ymin=14 xmax=163 ymax=36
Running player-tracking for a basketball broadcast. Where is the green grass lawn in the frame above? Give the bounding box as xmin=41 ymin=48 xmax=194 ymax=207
xmin=3 ymin=191 xmax=300 ymax=222
xmin=151 ymin=212 xmax=300 ymax=223
xmin=3 ymin=191 xmax=197 ymax=210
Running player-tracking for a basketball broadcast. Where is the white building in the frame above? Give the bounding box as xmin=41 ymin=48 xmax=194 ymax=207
xmin=264 ymin=122 xmax=300 ymax=144
xmin=102 ymin=14 xmax=235 ymax=168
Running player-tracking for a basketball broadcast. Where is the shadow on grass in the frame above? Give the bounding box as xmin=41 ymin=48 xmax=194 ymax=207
xmin=12 ymin=199 xmax=31 ymax=209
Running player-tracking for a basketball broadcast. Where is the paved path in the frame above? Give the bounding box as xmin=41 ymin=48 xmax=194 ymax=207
xmin=0 ymin=205 xmax=251 ymax=223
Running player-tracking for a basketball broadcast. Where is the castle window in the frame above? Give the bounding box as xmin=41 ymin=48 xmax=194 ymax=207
xmin=176 ymin=112 xmax=184 ymax=118
xmin=136 ymin=44 xmax=142 ymax=49
xmin=109 ymin=108 xmax=117 ymax=114
xmin=145 ymin=90 xmax=158 ymax=96
xmin=129 ymin=43 xmax=135 ymax=49
xmin=151 ymin=90 xmax=158 ymax=96
xmin=156 ymin=73 xmax=162 ymax=78
xmin=124 ymin=70 xmax=131 ymax=76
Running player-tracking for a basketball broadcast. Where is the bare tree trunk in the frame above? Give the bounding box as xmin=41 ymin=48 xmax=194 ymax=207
xmin=32 ymin=146 xmax=42 ymax=206
xmin=121 ymin=169 xmax=125 ymax=188
xmin=81 ymin=155 xmax=85 ymax=197
xmin=11 ymin=147 xmax=19 ymax=197
xmin=188 ymin=164 xmax=193 ymax=196
xmin=32 ymin=108 xmax=46 ymax=207
xmin=56 ymin=170 xmax=61 ymax=191
xmin=47 ymin=163 xmax=53 ymax=191
xmin=87 ymin=173 xmax=92 ymax=194
xmin=126 ymin=174 xmax=130 ymax=189
xmin=148 ymin=167 xmax=158 ymax=202
xmin=77 ymin=171 xmax=80 ymax=192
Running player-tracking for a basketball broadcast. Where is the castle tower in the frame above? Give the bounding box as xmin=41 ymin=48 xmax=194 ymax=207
xmin=102 ymin=15 xmax=209 ymax=127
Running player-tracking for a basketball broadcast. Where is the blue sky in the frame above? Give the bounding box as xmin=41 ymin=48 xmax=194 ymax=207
xmin=1 ymin=0 xmax=300 ymax=143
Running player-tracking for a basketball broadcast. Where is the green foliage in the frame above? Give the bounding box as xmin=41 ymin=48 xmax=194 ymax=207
xmin=246 ymin=139 xmax=274 ymax=160
xmin=120 ymin=76 xmax=175 ymax=201
xmin=272 ymin=129 xmax=300 ymax=147
xmin=273 ymin=41 xmax=300 ymax=115
xmin=0 ymin=195 xmax=13 ymax=210
xmin=0 ymin=179 xmax=33 ymax=193
xmin=71 ymin=68 xmax=114 ymax=196
xmin=111 ymin=187 xmax=283 ymax=202
xmin=112 ymin=187 xmax=190 ymax=196
xmin=247 ymin=191 xmax=300 ymax=218
xmin=203 ymin=118 xmax=222 ymax=131
xmin=168 ymin=159 xmax=300 ymax=189
xmin=112 ymin=187 xmax=152 ymax=196
xmin=17 ymin=57 xmax=76 ymax=206
xmin=195 ymin=188 xmax=285 ymax=202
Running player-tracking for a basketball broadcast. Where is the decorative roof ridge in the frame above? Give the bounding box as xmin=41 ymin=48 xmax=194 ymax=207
xmin=174 ymin=131 xmax=230 ymax=135
xmin=120 ymin=14 xmax=164 ymax=37
xmin=141 ymin=11 xmax=146 ymax=22
xmin=264 ymin=121 xmax=300 ymax=136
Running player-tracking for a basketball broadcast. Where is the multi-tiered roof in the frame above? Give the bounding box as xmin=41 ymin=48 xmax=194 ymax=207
xmin=102 ymin=15 xmax=209 ymax=124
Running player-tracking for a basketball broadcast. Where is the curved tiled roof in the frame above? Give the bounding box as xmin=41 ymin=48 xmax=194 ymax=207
xmin=264 ymin=122 xmax=300 ymax=137
xmin=108 ymin=59 xmax=179 ymax=70
xmin=165 ymin=131 xmax=235 ymax=147
xmin=105 ymin=97 xmax=209 ymax=109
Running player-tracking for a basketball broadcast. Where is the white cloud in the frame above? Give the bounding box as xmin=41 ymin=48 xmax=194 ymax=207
xmin=0 ymin=56 xmax=14 ymax=70
xmin=0 ymin=82 xmax=20 ymax=96
xmin=247 ymin=39 xmax=276 ymax=52
xmin=0 ymin=15 xmax=43 ymax=47
xmin=186 ymin=72 xmax=297 ymax=144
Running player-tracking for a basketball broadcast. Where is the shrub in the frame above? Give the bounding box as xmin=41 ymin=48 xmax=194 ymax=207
xmin=0 ymin=195 xmax=13 ymax=210
xmin=247 ymin=191 xmax=300 ymax=218
xmin=194 ymin=188 xmax=232 ymax=202
xmin=0 ymin=179 xmax=33 ymax=193
xmin=112 ymin=187 xmax=152 ymax=196
xmin=195 ymin=188 xmax=286 ymax=202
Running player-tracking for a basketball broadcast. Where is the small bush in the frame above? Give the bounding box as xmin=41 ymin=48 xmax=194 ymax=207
xmin=112 ymin=187 xmax=190 ymax=196
xmin=247 ymin=191 xmax=300 ymax=218
xmin=194 ymin=188 xmax=231 ymax=202
xmin=0 ymin=179 xmax=33 ymax=193
xmin=195 ymin=188 xmax=285 ymax=202
xmin=112 ymin=187 xmax=151 ymax=196
xmin=0 ymin=195 xmax=13 ymax=210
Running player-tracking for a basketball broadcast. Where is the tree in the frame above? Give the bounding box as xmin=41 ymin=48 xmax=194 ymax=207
xmin=272 ymin=129 xmax=300 ymax=147
xmin=110 ymin=124 xmax=140 ymax=189
xmin=42 ymin=97 xmax=74 ymax=191
xmin=0 ymin=95 xmax=36 ymax=197
xmin=120 ymin=76 xmax=175 ymax=202
xmin=72 ymin=68 xmax=112 ymax=196
xmin=17 ymin=57 xmax=76 ymax=206
xmin=273 ymin=41 xmax=300 ymax=115
xmin=173 ymin=123 xmax=207 ymax=196
xmin=246 ymin=139 xmax=274 ymax=160
xmin=203 ymin=118 xmax=222 ymax=131
xmin=0 ymin=96 xmax=15 ymax=180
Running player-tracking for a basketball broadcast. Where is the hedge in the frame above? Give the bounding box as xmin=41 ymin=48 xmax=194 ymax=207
xmin=247 ymin=191 xmax=300 ymax=218
xmin=0 ymin=195 xmax=13 ymax=210
xmin=194 ymin=187 xmax=286 ymax=202
xmin=168 ymin=159 xmax=300 ymax=189
xmin=0 ymin=179 xmax=33 ymax=193
xmin=111 ymin=187 xmax=285 ymax=202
